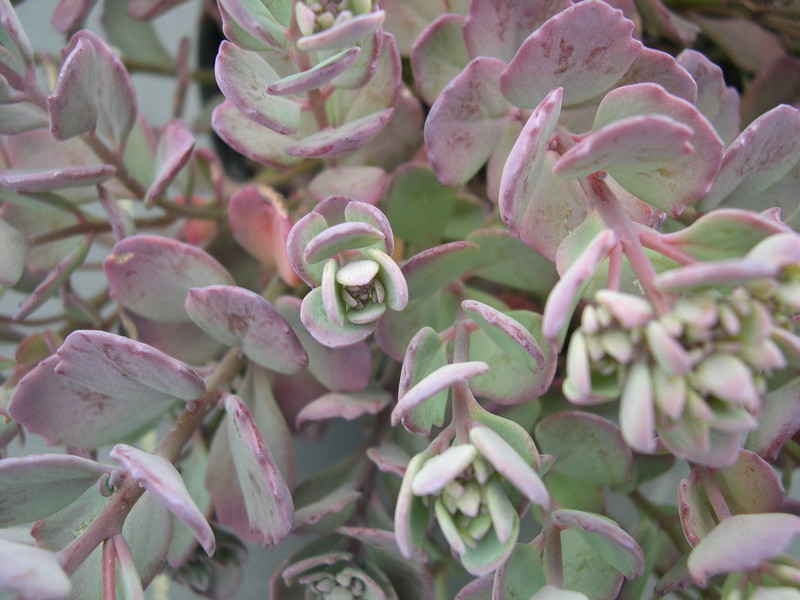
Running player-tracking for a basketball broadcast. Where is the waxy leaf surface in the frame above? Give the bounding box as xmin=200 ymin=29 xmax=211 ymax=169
xmin=0 ymin=454 xmax=109 ymax=527
xmin=185 ymin=285 xmax=307 ymax=374
xmin=499 ymin=0 xmax=641 ymax=108
xmin=110 ymin=444 xmax=215 ymax=556
xmin=286 ymin=108 xmax=394 ymax=158
xmin=396 ymin=327 xmax=449 ymax=435
xmin=0 ymin=217 xmax=26 ymax=286
xmin=104 ymin=235 xmax=234 ymax=322
xmin=411 ymin=14 xmax=469 ymax=106
xmin=0 ymin=539 xmax=70 ymax=600
xmin=424 ymin=56 xmax=510 ymax=187
xmin=55 ymin=329 xmax=206 ymax=401
xmin=144 ymin=120 xmax=195 ymax=207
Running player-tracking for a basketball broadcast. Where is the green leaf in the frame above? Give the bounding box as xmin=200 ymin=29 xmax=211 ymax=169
xmin=459 ymin=512 xmax=520 ymax=576
xmin=396 ymin=327 xmax=449 ymax=435
xmin=467 ymin=228 xmax=557 ymax=293
xmin=495 ymin=542 xmax=547 ymax=600
xmin=558 ymin=529 xmax=624 ymax=600
xmin=385 ymin=164 xmax=456 ymax=247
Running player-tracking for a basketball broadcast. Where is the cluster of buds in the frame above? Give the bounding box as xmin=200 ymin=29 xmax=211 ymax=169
xmin=395 ymin=425 xmax=549 ymax=575
xmin=564 ymin=232 xmax=800 ymax=466
xmin=296 ymin=0 xmax=376 ymax=36
xmin=286 ymin=196 xmax=408 ymax=348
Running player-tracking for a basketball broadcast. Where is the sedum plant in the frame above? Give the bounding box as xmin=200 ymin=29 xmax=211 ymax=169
xmin=2 ymin=0 xmax=800 ymax=599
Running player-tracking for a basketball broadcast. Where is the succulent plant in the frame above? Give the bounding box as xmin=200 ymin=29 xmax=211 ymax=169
xmin=1 ymin=1 xmax=800 ymax=599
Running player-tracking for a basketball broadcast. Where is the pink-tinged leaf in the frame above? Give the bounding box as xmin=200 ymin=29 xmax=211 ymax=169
xmin=286 ymin=108 xmax=394 ymax=158
xmin=636 ymin=0 xmax=699 ymax=45
xmin=12 ymin=234 xmax=91 ymax=321
xmin=367 ymin=441 xmax=410 ymax=477
xmin=424 ymin=56 xmax=510 ymax=187
xmin=412 ymin=445 xmax=477 ymax=496
xmin=228 ymin=184 xmax=297 ymax=285
xmin=110 ymin=445 xmax=215 ymax=556
xmin=0 ymin=218 xmax=26 ymax=286
xmin=688 ymin=513 xmax=800 ymax=586
xmin=454 ymin=573 xmax=493 ymax=600
xmin=500 ymin=0 xmax=642 ymax=109
xmin=0 ymin=102 xmax=49 ymax=135
xmin=98 ymin=186 xmax=134 ymax=241
xmin=104 ymin=235 xmax=234 ymax=322
xmin=127 ymin=0 xmax=186 ymax=19
xmin=296 ymin=390 xmax=392 ymax=427
xmin=395 ymin=451 xmax=434 ymax=558
xmin=678 ymin=471 xmax=715 ymax=547
xmin=397 ymin=327 xmax=449 ymax=435
xmin=619 ymin=360 xmax=657 ymax=453
xmin=747 ymin=376 xmax=800 ymax=462
xmin=225 ymin=395 xmax=294 ymax=546
xmin=0 ymin=0 xmax=33 ymax=64
xmin=293 ymin=485 xmax=361 ymax=529
xmin=303 ymin=221 xmax=385 ymax=265
xmin=267 ymin=47 xmax=360 ymax=95
xmin=286 ymin=211 xmax=329 ymax=287
xmin=410 ymin=14 xmax=469 ymax=106
xmin=741 ymin=55 xmax=800 ymax=128
xmin=8 ymin=356 xmax=177 ymax=448
xmin=144 ymin=120 xmax=194 ymax=207
xmin=655 ymin=259 xmax=776 ymax=291
xmin=297 ymin=10 xmax=385 ymax=50
xmin=692 ymin=15 xmax=785 ymax=74
xmin=463 ymin=0 xmax=570 ymax=63
xmin=56 ymin=329 xmax=206 ymax=401
xmin=542 ymin=229 xmax=617 ymax=349
xmin=0 ymin=164 xmax=116 ymax=193
xmin=276 ymin=296 xmax=372 ymax=393
xmin=301 ymin=286 xmax=375 ymax=348
xmin=329 ymin=28 xmax=384 ymax=91
xmin=217 ymin=0 xmax=288 ymax=51
xmin=364 ymin=248 xmax=407 ymax=311
xmin=215 ymin=41 xmax=300 ymax=135
xmin=677 ymin=49 xmax=740 ymax=145
xmin=614 ymin=47 xmax=698 ymax=105
xmin=310 ymin=166 xmax=387 ymax=205
xmin=0 ymin=454 xmax=110 ymax=527
xmin=47 ymin=37 xmax=98 ymax=139
xmin=535 ymin=412 xmax=632 ymax=485
xmin=391 ymin=361 xmax=488 ymax=428
xmin=552 ymin=509 xmax=644 ymax=579
xmin=531 ymin=586 xmax=589 ymax=600
xmin=499 ymin=87 xmax=563 ymax=237
xmin=211 ymin=100 xmax=302 ymax=168
xmin=470 ymin=426 xmax=549 ymax=508
xmin=166 ymin=438 xmax=211 ymax=568
xmin=0 ymin=539 xmax=71 ymax=600
xmin=699 ymin=105 xmax=800 ymax=211
xmin=554 ymin=115 xmax=694 ymax=179
xmin=407 ymin=242 xmax=481 ymax=299
xmin=184 ymin=285 xmax=307 ymax=374
xmin=48 ymin=31 xmax=136 ymax=150
xmin=593 ymin=83 xmax=723 ymax=215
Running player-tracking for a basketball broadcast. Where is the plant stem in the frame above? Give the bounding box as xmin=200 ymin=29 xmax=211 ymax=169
xmin=57 ymin=347 xmax=245 ymax=575
xmin=696 ymin=467 xmax=732 ymax=522
xmin=102 ymin=538 xmax=116 ymax=600
xmin=581 ymin=174 xmax=670 ymax=315
xmin=541 ymin=511 xmax=564 ymax=588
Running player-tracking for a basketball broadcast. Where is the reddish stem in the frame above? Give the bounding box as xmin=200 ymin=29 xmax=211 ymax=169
xmin=102 ymin=538 xmax=116 ymax=600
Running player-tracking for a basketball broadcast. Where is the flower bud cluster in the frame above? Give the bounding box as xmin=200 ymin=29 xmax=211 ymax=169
xmin=564 ymin=277 xmax=795 ymax=461
xmin=297 ymin=0 xmax=374 ymax=36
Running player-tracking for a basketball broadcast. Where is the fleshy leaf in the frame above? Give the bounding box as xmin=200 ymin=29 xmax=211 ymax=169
xmin=227 ymin=183 xmax=297 ymax=285
xmin=403 ymin=241 xmax=480 ymax=298
xmin=104 ymin=235 xmax=234 ymax=322
xmin=100 ymin=1 xmax=172 ymax=66
xmin=688 ymin=513 xmax=800 ymax=586
xmin=0 ymin=454 xmax=110 ymax=527
xmin=303 ymin=221 xmax=385 ymax=265
xmin=396 ymin=327 xmax=449 ymax=435
xmin=0 ymin=218 xmax=27 ymax=286
xmin=385 ymin=164 xmax=456 ymax=247
xmin=225 ymin=394 xmax=294 ymax=546
xmin=410 ymin=13 xmax=469 ymax=106
xmin=110 ymin=444 xmax=215 ymax=556
xmin=499 ymin=0 xmax=642 ymax=108
xmin=144 ymin=120 xmax=195 ymax=207
xmin=112 ymin=535 xmax=146 ymax=600
xmin=7 ymin=355 xmax=178 ymax=448
xmin=211 ymin=100 xmax=303 ymax=168
xmin=463 ymin=0 xmax=570 ymax=63
xmin=301 ymin=286 xmax=375 ymax=348
xmin=391 ymin=361 xmax=489 ymax=429
xmin=553 ymin=509 xmax=644 ymax=579
xmin=286 ymin=108 xmax=394 ymax=158
xmin=309 ymin=166 xmax=387 ymax=205
xmin=297 ymin=10 xmax=385 ymax=51
xmin=185 ymin=285 xmax=308 ymax=374
xmin=47 ymin=31 xmax=136 ymax=151
xmin=217 ymin=0 xmax=288 ymax=51
xmin=295 ymin=390 xmax=392 ymax=427
xmin=0 ymin=539 xmax=71 ymax=600
xmin=746 ymin=376 xmax=800 ymax=462
xmin=215 ymin=41 xmax=300 ymax=135
xmin=698 ymin=104 xmax=800 ymax=211
xmin=554 ymin=115 xmax=694 ymax=179
xmin=424 ymin=56 xmax=510 ymax=187
xmin=267 ymin=47 xmax=361 ymax=95
xmin=55 ymin=329 xmax=206 ymax=401
xmin=498 ymin=87 xmax=563 ymax=243
xmin=535 ymin=412 xmax=632 ymax=485
xmin=593 ymin=83 xmax=723 ymax=215
xmin=0 ymin=164 xmax=116 ymax=193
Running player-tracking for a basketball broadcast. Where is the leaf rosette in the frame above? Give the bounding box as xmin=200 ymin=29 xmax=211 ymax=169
xmin=287 ymin=196 xmax=408 ymax=348
xmin=395 ymin=425 xmax=548 ymax=576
